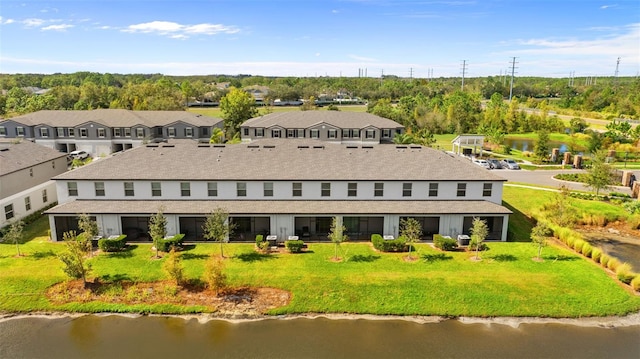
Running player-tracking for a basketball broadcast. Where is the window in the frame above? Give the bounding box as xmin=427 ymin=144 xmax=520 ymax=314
xmin=237 ymin=182 xmax=247 ymax=197
xmin=382 ymin=129 xmax=391 ymax=138
xmin=264 ymin=182 xmax=274 ymax=197
xmin=374 ymin=183 xmax=384 ymax=197
xmin=255 ymin=128 xmax=264 ymax=137
xmin=95 ymin=182 xmax=105 ymax=196
xmin=4 ymin=204 xmax=14 ymax=220
xmin=296 ymin=129 xmax=304 ymax=138
xmin=310 ymin=129 xmax=319 ymax=139
xmin=114 ymin=128 xmax=121 ymax=137
xmin=348 ymin=182 xmax=357 ymax=197
xmin=97 ymin=128 xmax=106 ymax=138
xmin=272 ymin=129 xmax=281 ymax=138
xmin=124 ymin=182 xmax=134 ymax=196
xmin=17 ymin=127 xmax=24 ymax=137
xmin=136 ymin=128 xmax=144 ymax=138
xmin=457 ymin=183 xmax=467 ymax=197
xmin=57 ymin=128 xmax=65 ymax=137
xmin=42 ymin=189 xmax=48 ymax=203
xmin=40 ymin=128 xmax=49 ymax=138
xmin=292 ymin=182 xmax=302 ymax=197
xmin=80 ymin=128 xmax=88 ymax=138
xmin=243 ymin=128 xmax=249 ymax=136
xmin=168 ymin=127 xmax=176 ymax=137
xmin=328 ymin=129 xmax=337 ymax=139
xmin=25 ymin=197 xmax=31 ymax=211
xmin=124 ymin=128 xmax=131 ymax=137
xmin=429 ymin=183 xmax=439 ymax=197
xmin=207 ymin=182 xmax=218 ymax=197
xmin=402 ymin=183 xmax=412 ymax=197
xmin=185 ymin=127 xmax=193 ymax=137
xmin=483 ymin=183 xmax=493 ymax=197
xmin=321 ymin=182 xmax=331 ymax=197
xmin=287 ymin=129 xmax=296 ymax=138
xmin=201 ymin=127 xmax=208 ymax=136
xmin=365 ymin=129 xmax=376 ymax=139
xmin=151 ymin=182 xmax=162 ymax=197
xmin=180 ymin=182 xmax=191 ymax=197
xmin=343 ymin=129 xmax=360 ymax=138
xmin=68 ymin=128 xmax=75 ymax=137
xmin=0 ymin=126 xmax=5 ymax=136
xmin=67 ymin=182 xmax=78 ymax=196
xmin=29 ymin=168 xmax=33 ymax=177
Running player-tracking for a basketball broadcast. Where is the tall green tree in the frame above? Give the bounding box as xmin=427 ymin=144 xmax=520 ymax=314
xmin=470 ymin=218 xmax=489 ymax=260
xmin=400 ymin=217 xmax=422 ymax=260
xmin=534 ymin=129 xmax=550 ymax=162
xmin=586 ymin=151 xmax=615 ymax=196
xmin=3 ymin=220 xmax=24 ymax=257
xmin=149 ymin=208 xmax=167 ymax=258
xmin=202 ymin=208 xmax=235 ymax=258
xmin=219 ymin=87 xmax=257 ymax=138
xmin=327 ymin=217 xmax=348 ymax=261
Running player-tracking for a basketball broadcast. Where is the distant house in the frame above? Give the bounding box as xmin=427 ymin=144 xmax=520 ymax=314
xmin=0 ymin=140 xmax=67 ymax=228
xmin=240 ymin=111 xmax=404 ymax=144
xmin=0 ymin=109 xmax=224 ymax=157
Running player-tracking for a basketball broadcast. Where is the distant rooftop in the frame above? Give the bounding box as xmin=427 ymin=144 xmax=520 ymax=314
xmin=0 ymin=140 xmax=67 ymax=176
xmin=241 ymin=111 xmax=404 ymax=130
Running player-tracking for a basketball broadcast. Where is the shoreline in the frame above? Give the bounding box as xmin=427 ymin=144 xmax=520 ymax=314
xmin=2 ymin=311 xmax=640 ymax=328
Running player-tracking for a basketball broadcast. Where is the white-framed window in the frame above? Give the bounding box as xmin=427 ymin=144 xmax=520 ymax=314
xmin=68 ymin=182 xmax=78 ymax=196
xmin=374 ymin=182 xmax=384 ymax=197
xmin=17 ymin=127 xmax=24 ymax=137
xmin=124 ymin=128 xmax=131 ymax=137
xmin=292 ymin=182 xmax=302 ymax=197
xmin=382 ymin=129 xmax=391 ymax=138
xmin=185 ymin=127 xmax=193 ymax=137
xmin=207 ymin=182 xmax=218 ymax=197
xmin=255 ymin=128 xmax=264 ymax=137
xmin=483 ymin=183 xmax=493 ymax=197
xmin=347 ymin=182 xmax=357 ymax=197
xmin=40 ymin=128 xmax=49 ymax=138
xmin=57 ymin=128 xmax=65 ymax=137
xmin=95 ymin=182 xmax=105 ymax=196
xmin=0 ymin=126 xmax=5 ymax=136
xmin=321 ymin=182 xmax=331 ymax=197
xmin=151 ymin=182 xmax=162 ymax=197
xmin=42 ymin=189 xmax=48 ymax=203
xmin=97 ymin=128 xmax=106 ymax=138
xmin=114 ymin=128 xmax=121 ymax=137
xmin=136 ymin=128 xmax=144 ymax=138
xmin=243 ymin=128 xmax=249 ymax=136
xmin=168 ymin=127 xmax=176 ymax=137
xmin=287 ymin=129 xmax=296 ymax=138
xmin=310 ymin=129 xmax=319 ymax=139
xmin=264 ymin=182 xmax=274 ymax=197
xmin=429 ymin=183 xmax=438 ymax=197
xmin=328 ymin=129 xmax=337 ymax=139
xmin=365 ymin=129 xmax=376 ymax=139
xmin=402 ymin=183 xmax=412 ymax=197
xmin=272 ymin=129 xmax=281 ymax=138
xmin=4 ymin=204 xmax=14 ymax=220
xmin=296 ymin=129 xmax=305 ymax=138
xmin=180 ymin=182 xmax=191 ymax=197
xmin=124 ymin=182 xmax=134 ymax=196
xmin=25 ymin=197 xmax=31 ymax=211
xmin=237 ymin=182 xmax=247 ymax=197
xmin=80 ymin=128 xmax=88 ymax=138
xmin=457 ymin=183 xmax=467 ymax=197
xmin=68 ymin=128 xmax=75 ymax=137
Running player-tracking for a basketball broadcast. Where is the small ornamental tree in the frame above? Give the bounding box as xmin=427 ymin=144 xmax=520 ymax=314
xmin=162 ymin=248 xmax=184 ymax=286
xmin=531 ymin=221 xmax=552 ymax=260
xmin=202 ymin=208 xmax=235 ymax=258
xmin=328 ymin=217 xmax=348 ymax=261
xmin=3 ymin=220 xmax=25 ymax=257
xmin=77 ymin=213 xmax=98 ymax=256
xmin=586 ymin=150 xmax=615 ymax=196
xmin=400 ymin=217 xmax=423 ymax=260
xmin=469 ymin=217 xmax=489 ymax=260
xmin=58 ymin=231 xmax=91 ymax=287
xmin=203 ymin=254 xmax=228 ymax=295
xmin=149 ymin=208 xmax=167 ymax=258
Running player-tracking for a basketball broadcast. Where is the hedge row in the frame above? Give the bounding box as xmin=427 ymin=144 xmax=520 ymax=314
xmin=284 ymin=240 xmax=305 ymax=253
xmin=98 ymin=235 xmax=128 ymax=252
xmin=433 ymin=234 xmax=458 ymax=251
xmin=371 ymin=234 xmax=407 ymax=252
xmin=156 ymin=234 xmax=185 ymax=252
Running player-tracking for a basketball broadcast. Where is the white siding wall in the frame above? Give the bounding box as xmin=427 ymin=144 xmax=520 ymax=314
xmin=0 ymin=181 xmax=57 ymax=228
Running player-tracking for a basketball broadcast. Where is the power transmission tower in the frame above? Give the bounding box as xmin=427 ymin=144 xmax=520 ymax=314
xmin=409 ymin=67 xmax=413 ymax=79
xmin=460 ymin=60 xmax=468 ymax=91
xmin=568 ymin=71 xmax=575 ymax=87
xmin=614 ymin=57 xmax=621 ymax=84
xmin=508 ymin=57 xmax=518 ymax=101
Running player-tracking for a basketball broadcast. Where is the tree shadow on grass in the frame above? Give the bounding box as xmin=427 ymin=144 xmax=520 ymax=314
xmin=488 ymin=254 xmax=517 ymax=262
xmin=181 ymin=244 xmax=196 ymax=252
xmin=545 ymin=254 xmax=579 ymax=262
xmin=422 ymin=253 xmax=453 ymax=262
xmin=182 ymin=253 xmax=209 ymax=260
xmin=348 ymin=254 xmax=381 ymax=263
xmin=235 ymin=251 xmax=274 ymax=262
xmin=32 ymin=250 xmax=56 ymax=259
xmin=99 ymin=273 xmax=131 ymax=283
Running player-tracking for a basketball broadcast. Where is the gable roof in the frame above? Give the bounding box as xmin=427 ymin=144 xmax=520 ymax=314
xmin=53 ymin=139 xmax=506 ymax=182
xmin=3 ymin=109 xmax=222 ymax=128
xmin=241 ymin=111 xmax=403 ymax=130
xmin=0 ymin=140 xmax=67 ymax=176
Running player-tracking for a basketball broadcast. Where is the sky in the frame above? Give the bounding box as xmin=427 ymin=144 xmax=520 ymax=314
xmin=0 ymin=0 xmax=638 ymax=78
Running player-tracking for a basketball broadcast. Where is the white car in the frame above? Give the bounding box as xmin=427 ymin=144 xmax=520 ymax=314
xmin=68 ymin=150 xmax=90 ymax=160
xmin=472 ymin=159 xmax=491 ymax=169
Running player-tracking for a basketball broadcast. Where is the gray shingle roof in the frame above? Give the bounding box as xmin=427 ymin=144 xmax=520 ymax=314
xmin=46 ymin=199 xmax=511 ymax=215
xmin=3 ymin=109 xmax=222 ymax=128
xmin=53 ymin=140 xmax=506 ymax=182
xmin=241 ymin=111 xmax=403 ymax=129
xmin=0 ymin=140 xmax=67 ymax=176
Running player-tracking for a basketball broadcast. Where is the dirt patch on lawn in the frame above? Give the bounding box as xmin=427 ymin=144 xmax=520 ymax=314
xmin=47 ymin=280 xmax=291 ymax=317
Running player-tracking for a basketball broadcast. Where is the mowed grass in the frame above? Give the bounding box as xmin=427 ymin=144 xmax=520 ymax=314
xmin=1 ymin=215 xmax=639 ymax=317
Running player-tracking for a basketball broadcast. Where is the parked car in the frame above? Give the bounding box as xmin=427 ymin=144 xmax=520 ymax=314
xmin=472 ymin=159 xmax=491 ymax=169
xmin=501 ymin=159 xmax=520 ymax=170
xmin=487 ymin=158 xmax=502 ymax=169
xmin=68 ymin=150 xmax=90 ymax=160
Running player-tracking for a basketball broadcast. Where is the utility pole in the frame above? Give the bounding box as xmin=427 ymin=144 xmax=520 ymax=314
xmin=508 ymin=57 xmax=518 ymax=101
xmin=460 ymin=60 xmax=468 ymax=91
xmin=614 ymin=57 xmax=621 ymax=85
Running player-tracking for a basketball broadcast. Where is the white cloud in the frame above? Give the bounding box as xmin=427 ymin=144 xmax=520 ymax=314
xmin=23 ymin=18 xmax=45 ymax=27
xmin=600 ymin=4 xmax=617 ymax=9
xmin=41 ymin=24 xmax=74 ymax=32
xmin=5 ymin=19 xmax=15 ymax=24
xmin=123 ymin=20 xmax=239 ymax=39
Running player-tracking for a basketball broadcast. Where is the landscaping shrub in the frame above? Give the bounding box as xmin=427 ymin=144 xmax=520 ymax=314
xmin=581 ymin=242 xmax=593 ymax=257
xmin=97 ymin=235 xmax=127 ymax=252
xmin=371 ymin=234 xmax=406 ymax=252
xmin=616 ymin=263 xmax=636 ymax=285
xmin=468 ymin=241 xmax=489 ymax=251
xmin=156 ymin=234 xmax=185 ymax=252
xmin=284 ymin=240 xmax=305 ymax=253
xmin=591 ymin=248 xmax=602 ymax=263
xmin=628 ymin=215 xmax=640 ymax=230
xmin=572 ymin=239 xmax=585 ymax=253
xmin=607 ymin=257 xmax=621 ymax=272
xmin=631 ymin=276 xmax=640 ymax=292
xmin=255 ymin=234 xmax=269 ymax=252
xmin=434 ymin=234 xmax=458 ymax=251
xmin=599 ymin=254 xmax=610 ymax=268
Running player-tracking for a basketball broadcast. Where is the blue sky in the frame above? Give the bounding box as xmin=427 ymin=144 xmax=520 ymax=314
xmin=0 ymin=0 xmax=638 ymax=77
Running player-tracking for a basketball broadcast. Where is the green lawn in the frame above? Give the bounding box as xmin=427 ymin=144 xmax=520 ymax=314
xmin=1 ymin=214 xmax=638 ymax=317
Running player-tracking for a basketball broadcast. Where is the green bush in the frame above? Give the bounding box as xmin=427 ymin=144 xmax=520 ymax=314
xmin=285 ymin=240 xmax=305 ymax=253
xmin=600 ymin=254 xmax=610 ymax=268
xmin=572 ymin=239 xmax=585 ymax=252
xmin=434 ymin=234 xmax=458 ymax=251
xmin=631 ymin=276 xmax=640 ymax=292
xmin=607 ymin=257 xmax=621 ymax=272
xmin=468 ymin=242 xmax=489 ymax=251
xmin=581 ymin=242 xmax=593 ymax=257
xmin=156 ymin=234 xmax=185 ymax=252
xmin=616 ymin=263 xmax=636 ymax=285
xmin=591 ymin=248 xmax=602 ymax=263
xmin=98 ymin=235 xmax=127 ymax=252
xmin=371 ymin=234 xmax=406 ymax=252
xmin=255 ymin=234 xmax=269 ymax=251
xmin=255 ymin=234 xmax=264 ymax=244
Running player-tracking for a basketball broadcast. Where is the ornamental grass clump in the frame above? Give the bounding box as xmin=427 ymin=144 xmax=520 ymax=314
xmin=599 ymin=254 xmax=611 ymax=268
xmin=615 ymin=263 xmax=636 ymax=285
xmin=631 ymin=276 xmax=640 ymax=292
xmin=572 ymin=239 xmax=585 ymax=253
xmin=591 ymin=248 xmax=602 ymax=263
xmin=607 ymin=257 xmax=621 ymax=272
xmin=581 ymin=242 xmax=593 ymax=257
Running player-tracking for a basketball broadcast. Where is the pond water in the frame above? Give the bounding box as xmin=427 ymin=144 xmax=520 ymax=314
xmin=1 ymin=315 xmax=639 ymax=358
xmin=581 ymin=231 xmax=640 ymax=271
xmin=503 ymin=138 xmax=575 ymax=154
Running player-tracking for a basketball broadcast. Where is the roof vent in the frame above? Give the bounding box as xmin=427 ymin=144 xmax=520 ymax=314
xmin=248 ymin=145 xmax=259 ymax=148
xmin=162 ymin=144 xmax=175 ymax=148
xmin=263 ymin=145 xmax=276 ymax=149
xmin=395 ymin=146 xmax=407 ymax=149
xmin=313 ymin=145 xmax=324 ymax=149
xmin=346 ymin=146 xmax=357 ymax=149
xmin=213 ymin=144 xmax=226 ymax=148
xmin=410 ymin=146 xmax=421 ymax=149
xmin=146 ymin=144 xmax=159 ymax=147
xmin=297 ymin=145 xmax=309 ymax=149
xmin=197 ymin=144 xmax=210 ymax=148
xmin=362 ymin=146 xmax=374 ymax=149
